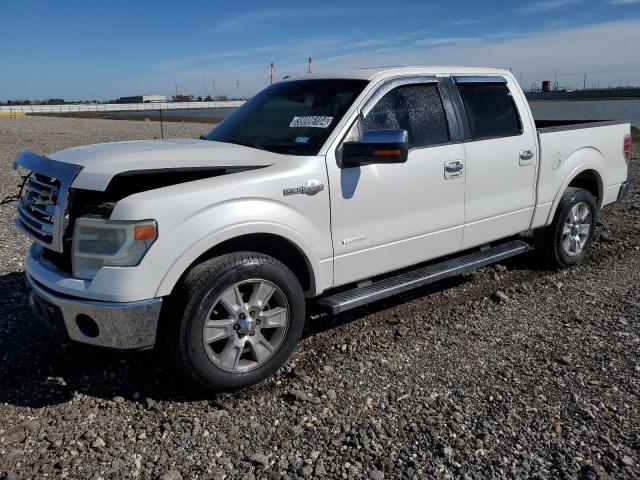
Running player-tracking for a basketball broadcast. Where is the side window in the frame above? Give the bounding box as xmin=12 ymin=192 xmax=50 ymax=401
xmin=362 ymin=83 xmax=450 ymax=149
xmin=456 ymin=83 xmax=522 ymax=140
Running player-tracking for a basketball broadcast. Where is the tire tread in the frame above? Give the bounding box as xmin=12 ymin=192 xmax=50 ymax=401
xmin=534 ymin=187 xmax=596 ymax=268
xmin=172 ymin=252 xmax=303 ymax=391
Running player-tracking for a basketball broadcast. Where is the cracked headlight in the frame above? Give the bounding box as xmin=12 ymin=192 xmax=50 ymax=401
xmin=72 ymin=217 xmax=157 ymax=280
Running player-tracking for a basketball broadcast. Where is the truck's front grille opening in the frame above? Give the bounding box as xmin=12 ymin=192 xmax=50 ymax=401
xmin=16 ymin=173 xmax=61 ymax=247
xmin=42 ymin=247 xmax=73 ymax=274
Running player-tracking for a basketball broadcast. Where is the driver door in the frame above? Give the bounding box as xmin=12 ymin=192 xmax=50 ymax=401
xmin=326 ymin=79 xmax=467 ymax=287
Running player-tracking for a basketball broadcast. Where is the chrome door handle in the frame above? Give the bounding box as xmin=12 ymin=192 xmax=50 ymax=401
xmin=520 ymin=150 xmax=533 ymax=160
xmin=519 ymin=149 xmax=534 ymax=165
xmin=444 ymin=160 xmax=464 ymax=179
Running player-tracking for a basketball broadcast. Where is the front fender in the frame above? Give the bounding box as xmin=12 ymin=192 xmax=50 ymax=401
xmin=152 ymin=198 xmax=330 ymax=298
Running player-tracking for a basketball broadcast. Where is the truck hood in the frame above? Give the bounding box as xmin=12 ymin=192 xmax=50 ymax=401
xmin=48 ymin=138 xmax=282 ymax=191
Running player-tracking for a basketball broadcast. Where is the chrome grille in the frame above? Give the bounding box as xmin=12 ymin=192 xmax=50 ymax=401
xmin=13 ymin=149 xmax=82 ymax=252
xmin=17 ymin=173 xmax=60 ymax=243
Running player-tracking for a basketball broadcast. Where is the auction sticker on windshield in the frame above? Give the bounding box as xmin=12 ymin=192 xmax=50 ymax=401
xmin=290 ymin=116 xmax=334 ymax=128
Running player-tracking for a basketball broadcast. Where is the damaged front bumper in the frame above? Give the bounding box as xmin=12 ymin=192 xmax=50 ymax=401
xmin=28 ymin=274 xmax=162 ymax=350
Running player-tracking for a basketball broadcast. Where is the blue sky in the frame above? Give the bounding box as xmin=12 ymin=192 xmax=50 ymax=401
xmin=1 ymin=0 xmax=640 ymax=100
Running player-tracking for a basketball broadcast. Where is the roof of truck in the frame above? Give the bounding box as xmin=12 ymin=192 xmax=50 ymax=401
xmin=283 ymin=66 xmax=512 ymax=82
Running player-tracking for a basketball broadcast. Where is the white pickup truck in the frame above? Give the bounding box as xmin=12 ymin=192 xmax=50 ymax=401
xmin=14 ymin=67 xmax=631 ymax=391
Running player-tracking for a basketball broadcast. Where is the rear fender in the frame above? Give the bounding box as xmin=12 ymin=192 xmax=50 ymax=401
xmin=544 ymin=148 xmax=605 ymax=225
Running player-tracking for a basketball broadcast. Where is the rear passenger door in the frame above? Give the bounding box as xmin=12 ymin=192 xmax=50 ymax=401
xmin=451 ymin=76 xmax=538 ymax=249
xmin=328 ymin=78 xmax=467 ymax=287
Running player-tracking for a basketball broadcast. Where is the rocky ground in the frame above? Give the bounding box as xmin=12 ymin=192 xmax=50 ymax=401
xmin=0 ymin=116 xmax=639 ymax=480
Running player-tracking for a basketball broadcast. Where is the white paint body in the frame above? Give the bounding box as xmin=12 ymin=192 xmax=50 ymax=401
xmin=26 ymin=67 xmax=630 ymax=303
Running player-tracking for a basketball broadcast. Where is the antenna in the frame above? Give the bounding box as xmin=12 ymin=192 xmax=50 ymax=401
xmin=270 ymin=62 xmax=275 ymax=84
xmin=308 ymin=57 xmax=312 ymax=74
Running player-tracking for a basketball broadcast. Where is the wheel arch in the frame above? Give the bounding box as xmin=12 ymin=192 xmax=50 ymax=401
xmin=545 ymin=149 xmax=606 ymax=225
xmin=155 ymin=226 xmax=324 ymax=299
xmin=566 ymin=169 xmax=603 ymax=207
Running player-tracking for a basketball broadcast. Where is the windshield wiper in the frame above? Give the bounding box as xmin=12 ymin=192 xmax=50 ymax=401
xmin=224 ymin=139 xmax=267 ymax=151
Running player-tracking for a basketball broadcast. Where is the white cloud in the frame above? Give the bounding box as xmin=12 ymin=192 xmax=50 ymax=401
xmin=414 ymin=37 xmax=479 ymax=47
xmin=152 ymin=51 xmax=247 ymax=71
xmin=141 ymin=19 xmax=640 ymax=98
xmin=518 ymin=0 xmax=581 ymax=14
xmin=609 ymin=0 xmax=640 ymax=4
xmin=214 ymin=7 xmax=391 ymax=31
xmin=312 ymin=19 xmax=640 ymax=88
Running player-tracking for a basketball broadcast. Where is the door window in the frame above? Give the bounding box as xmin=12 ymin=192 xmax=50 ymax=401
xmin=456 ymin=83 xmax=522 ymax=140
xmin=362 ymin=83 xmax=450 ymax=149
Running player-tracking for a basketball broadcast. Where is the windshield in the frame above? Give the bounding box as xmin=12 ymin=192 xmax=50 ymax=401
xmin=204 ymin=79 xmax=368 ymax=155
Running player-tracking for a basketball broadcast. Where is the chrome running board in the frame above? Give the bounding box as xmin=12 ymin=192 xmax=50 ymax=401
xmin=317 ymin=240 xmax=531 ymax=315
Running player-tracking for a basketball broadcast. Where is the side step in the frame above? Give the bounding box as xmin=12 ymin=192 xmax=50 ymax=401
xmin=317 ymin=240 xmax=531 ymax=315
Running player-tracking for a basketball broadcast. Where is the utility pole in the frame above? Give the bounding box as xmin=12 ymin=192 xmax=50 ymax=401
xmin=212 ymin=78 xmax=215 ymax=99
xmin=308 ymin=57 xmax=313 ymax=74
xmin=236 ymin=80 xmax=240 ymax=98
xmin=583 ymin=72 xmax=587 ymax=90
xmin=203 ymin=76 xmax=207 ymax=98
xmin=174 ymin=81 xmax=179 ymax=98
xmin=554 ymin=70 xmax=558 ymax=91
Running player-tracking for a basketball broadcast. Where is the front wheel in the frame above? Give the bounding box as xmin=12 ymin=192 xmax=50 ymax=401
xmin=173 ymin=252 xmax=305 ymax=391
xmin=534 ymin=187 xmax=597 ymax=268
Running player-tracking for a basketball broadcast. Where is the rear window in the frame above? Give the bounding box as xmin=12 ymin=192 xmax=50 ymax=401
xmin=457 ymin=83 xmax=522 ymax=140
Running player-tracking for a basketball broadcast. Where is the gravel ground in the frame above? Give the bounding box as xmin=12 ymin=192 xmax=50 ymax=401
xmin=0 ymin=116 xmax=639 ymax=480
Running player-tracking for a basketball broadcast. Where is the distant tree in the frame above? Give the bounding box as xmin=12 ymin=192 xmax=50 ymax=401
xmin=197 ymin=96 xmax=203 ymax=102
xmin=204 ymin=95 xmax=212 ymax=101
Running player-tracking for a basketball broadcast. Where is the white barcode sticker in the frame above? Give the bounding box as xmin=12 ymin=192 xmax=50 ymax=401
xmin=290 ymin=116 xmax=333 ymax=128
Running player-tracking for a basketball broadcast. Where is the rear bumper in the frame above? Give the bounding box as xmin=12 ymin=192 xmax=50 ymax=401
xmin=618 ymin=180 xmax=631 ymax=202
xmin=27 ymin=274 xmax=162 ymax=350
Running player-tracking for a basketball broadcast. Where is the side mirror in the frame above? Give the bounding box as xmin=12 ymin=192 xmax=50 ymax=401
xmin=342 ymin=129 xmax=408 ymax=167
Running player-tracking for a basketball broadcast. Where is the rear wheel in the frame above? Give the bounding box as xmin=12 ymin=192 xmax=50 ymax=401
xmin=534 ymin=187 xmax=597 ymax=268
xmin=173 ymin=252 xmax=305 ymax=391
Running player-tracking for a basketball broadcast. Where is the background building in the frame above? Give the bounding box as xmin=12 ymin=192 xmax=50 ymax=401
xmin=116 ymin=95 xmax=166 ymax=104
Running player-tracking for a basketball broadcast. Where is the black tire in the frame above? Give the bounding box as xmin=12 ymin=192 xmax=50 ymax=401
xmin=172 ymin=252 xmax=305 ymax=392
xmin=534 ymin=187 xmax=597 ymax=268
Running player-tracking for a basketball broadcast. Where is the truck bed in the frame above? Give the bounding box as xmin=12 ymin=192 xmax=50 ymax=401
xmin=532 ymin=118 xmax=630 ymax=231
xmin=535 ymin=119 xmax=627 ymax=133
